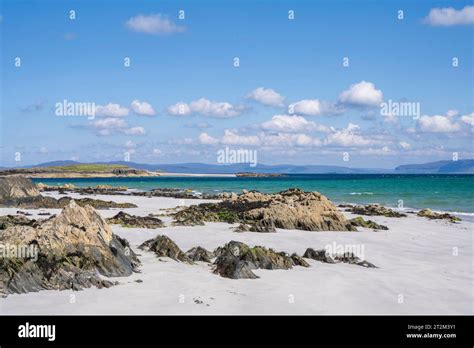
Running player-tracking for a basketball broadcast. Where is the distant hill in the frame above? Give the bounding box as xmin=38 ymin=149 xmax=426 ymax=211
xmin=395 ymin=160 xmax=474 ymax=174
xmin=3 ymin=159 xmax=473 ymax=174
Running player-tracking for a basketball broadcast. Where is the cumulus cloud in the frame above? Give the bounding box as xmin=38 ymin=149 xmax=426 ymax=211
xmin=126 ymin=14 xmax=185 ymax=35
xmin=198 ymin=133 xmax=219 ymax=145
xmin=168 ymin=98 xmax=243 ymax=118
xmin=94 ymin=103 xmax=129 ymax=117
xmin=324 ymin=123 xmax=377 ymax=147
xmin=91 ymin=117 xmax=145 ymax=136
xmin=424 ymin=6 xmax=474 ymax=26
xmin=131 ymin=100 xmax=156 ymax=116
xmin=247 ymin=87 xmax=285 ymax=107
xmin=261 ymin=115 xmax=330 ymax=133
xmin=399 ymin=141 xmax=411 ymax=150
xmin=460 ymin=112 xmax=474 ymax=126
xmin=417 ymin=114 xmax=461 ymax=133
xmin=338 ymin=81 xmax=383 ymax=107
xmin=288 ymin=99 xmax=342 ymax=116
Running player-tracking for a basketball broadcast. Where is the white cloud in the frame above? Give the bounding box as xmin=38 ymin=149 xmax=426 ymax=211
xmin=94 ymin=103 xmax=129 ymax=117
xmin=338 ymin=81 xmax=383 ymax=107
xmin=198 ymin=133 xmax=219 ymax=145
xmin=153 ymin=149 xmax=163 ymax=156
xmin=39 ymin=146 xmax=48 ymax=154
xmin=247 ymin=87 xmax=285 ymax=107
xmin=289 ymin=99 xmax=341 ymax=116
xmin=91 ymin=118 xmax=145 ymax=136
xmin=167 ymin=102 xmax=192 ymax=116
xmin=131 ymin=100 xmax=156 ymax=116
xmin=424 ymin=6 xmax=474 ymax=26
xmin=126 ymin=14 xmax=185 ymax=35
xmin=261 ymin=115 xmax=330 ymax=133
xmin=125 ymin=140 xmax=136 ymax=148
xmin=446 ymin=109 xmax=459 ymax=117
xmin=261 ymin=132 xmax=321 ymax=147
xmin=221 ymin=130 xmax=260 ymax=146
xmin=399 ymin=141 xmax=411 ymax=150
xmin=460 ymin=112 xmax=474 ymax=126
xmin=123 ymin=126 xmax=146 ymax=136
xmin=324 ymin=123 xmax=377 ymax=147
xmin=417 ymin=115 xmax=461 ymax=133
xmin=168 ymin=98 xmax=242 ymax=118
xmin=359 ymin=146 xmax=395 ymax=156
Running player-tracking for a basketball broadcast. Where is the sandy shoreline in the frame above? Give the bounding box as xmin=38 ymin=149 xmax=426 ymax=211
xmin=0 ymin=192 xmax=472 ymax=315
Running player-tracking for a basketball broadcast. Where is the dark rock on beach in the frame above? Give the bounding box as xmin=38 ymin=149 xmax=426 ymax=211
xmin=303 ymin=248 xmax=377 ymax=268
xmin=185 ymin=246 xmax=215 ymax=263
xmin=139 ymin=235 xmax=193 ymax=264
xmin=349 ymin=217 xmax=388 ymax=230
xmin=349 ymin=204 xmax=407 ymax=218
xmin=107 ymin=211 xmax=165 ymax=228
xmin=212 ymin=241 xmax=309 ymax=279
xmin=417 ymin=208 xmax=461 ymax=223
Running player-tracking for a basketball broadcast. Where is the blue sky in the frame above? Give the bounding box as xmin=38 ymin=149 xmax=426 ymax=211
xmin=1 ymin=0 xmax=473 ymax=168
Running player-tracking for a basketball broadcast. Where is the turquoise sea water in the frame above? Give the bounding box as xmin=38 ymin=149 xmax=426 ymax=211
xmin=33 ymin=174 xmax=474 ymax=215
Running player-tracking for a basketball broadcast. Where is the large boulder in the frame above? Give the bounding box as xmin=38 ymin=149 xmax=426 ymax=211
xmin=303 ymin=248 xmax=377 ymax=268
xmin=174 ymin=188 xmax=355 ymax=232
xmin=0 ymin=200 xmax=140 ymax=296
xmin=185 ymin=246 xmax=215 ymax=263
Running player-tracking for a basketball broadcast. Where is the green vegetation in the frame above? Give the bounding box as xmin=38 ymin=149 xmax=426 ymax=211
xmin=36 ymin=164 xmax=129 ymax=173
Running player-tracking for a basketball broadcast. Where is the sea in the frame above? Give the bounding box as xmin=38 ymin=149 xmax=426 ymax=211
xmin=32 ymin=174 xmax=474 ymax=217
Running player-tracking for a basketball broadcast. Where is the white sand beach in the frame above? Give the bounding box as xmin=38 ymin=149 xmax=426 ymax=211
xmin=0 ymin=192 xmax=472 ymax=315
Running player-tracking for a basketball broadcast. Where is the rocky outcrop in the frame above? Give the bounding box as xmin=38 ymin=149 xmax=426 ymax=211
xmin=349 ymin=217 xmax=388 ymax=230
xmin=0 ymin=177 xmax=137 ymax=209
xmin=303 ymin=248 xmax=377 ymax=268
xmin=417 ymin=208 xmax=461 ymax=223
xmin=37 ymin=183 xmax=128 ymax=195
xmin=174 ymin=188 xmax=355 ymax=232
xmin=139 ymin=235 xmax=193 ymax=264
xmin=349 ymin=204 xmax=406 ymax=218
xmin=212 ymin=241 xmax=309 ymax=279
xmin=107 ymin=211 xmax=165 ymax=228
xmin=185 ymin=246 xmax=215 ymax=263
xmin=0 ymin=200 xmax=140 ymax=296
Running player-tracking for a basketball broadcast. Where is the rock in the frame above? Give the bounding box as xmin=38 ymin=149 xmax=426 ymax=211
xmin=139 ymin=235 xmax=193 ymax=264
xmin=349 ymin=217 xmax=388 ymax=230
xmin=249 ymin=220 xmax=276 ymax=233
xmin=417 ymin=208 xmax=461 ymax=223
xmin=107 ymin=211 xmax=164 ymax=228
xmin=0 ymin=177 xmax=136 ymax=209
xmin=232 ymin=223 xmax=251 ymax=232
xmin=290 ymin=253 xmax=310 ymax=267
xmin=0 ymin=200 xmax=140 ymax=296
xmin=349 ymin=204 xmax=406 ymax=218
xmin=303 ymin=248 xmax=336 ymax=263
xmin=303 ymin=248 xmax=377 ymax=268
xmin=0 ymin=215 xmax=37 ymax=230
xmin=185 ymin=246 xmax=215 ymax=263
xmin=57 ymin=197 xmax=137 ymax=210
xmin=174 ymin=188 xmax=355 ymax=231
xmin=213 ymin=254 xmax=259 ymax=279
xmin=212 ymin=241 xmax=309 ymax=279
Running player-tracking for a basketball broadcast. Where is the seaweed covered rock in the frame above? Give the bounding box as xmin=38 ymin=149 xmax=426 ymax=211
xmin=185 ymin=246 xmax=215 ymax=263
xmin=349 ymin=204 xmax=406 ymax=218
xmin=0 ymin=200 xmax=140 ymax=296
xmin=212 ymin=241 xmax=309 ymax=279
xmin=139 ymin=235 xmax=193 ymax=264
xmin=107 ymin=211 xmax=164 ymax=228
xmin=417 ymin=208 xmax=461 ymax=223
xmin=57 ymin=197 xmax=137 ymax=209
xmin=174 ymin=188 xmax=355 ymax=232
xmin=349 ymin=217 xmax=388 ymax=230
